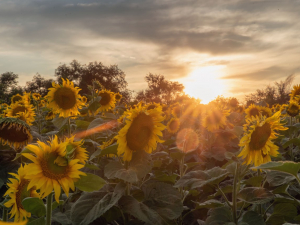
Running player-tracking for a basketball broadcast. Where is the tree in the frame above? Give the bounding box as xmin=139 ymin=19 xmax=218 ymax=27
xmin=0 ymin=72 xmax=21 ymax=102
xmin=135 ymin=73 xmax=184 ymax=104
xmin=24 ymin=73 xmax=54 ymax=96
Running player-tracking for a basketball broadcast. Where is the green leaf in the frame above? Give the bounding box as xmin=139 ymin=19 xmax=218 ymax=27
xmin=22 ymin=197 xmax=46 ymax=217
xmin=52 ymin=200 xmax=64 ymax=211
xmin=88 ymin=96 xmax=101 ymax=112
xmin=75 ymin=173 xmax=107 ymax=192
xmin=240 ymin=211 xmax=265 ymax=225
xmin=87 ymin=118 xmax=104 ymax=130
xmin=90 ymin=143 xmax=118 ymax=160
xmin=254 ymin=161 xmax=300 ymax=179
xmin=71 ymin=182 xmax=125 ymax=225
xmin=266 ymin=203 xmax=298 ymax=225
xmin=52 ymin=116 xmax=68 ymax=129
xmin=272 ymin=183 xmax=290 ymax=195
xmin=170 ymin=151 xmax=185 ymax=161
xmin=175 ymin=167 xmax=229 ymax=189
xmin=84 ymin=162 xmax=100 ymax=170
xmin=12 ymin=147 xmax=34 ymax=161
xmin=52 ymin=211 xmax=72 ymax=225
xmin=194 ymin=199 xmax=224 ymax=209
xmin=27 ymin=217 xmax=46 ymax=225
xmin=266 ymin=171 xmax=295 ymax=187
xmin=75 ymin=120 xmax=90 ymax=129
xmin=242 ymin=176 xmax=263 ymax=187
xmin=206 ymin=206 xmax=233 ymax=225
xmin=238 ymin=187 xmax=274 ymax=204
xmin=283 ymin=138 xmax=300 ymax=148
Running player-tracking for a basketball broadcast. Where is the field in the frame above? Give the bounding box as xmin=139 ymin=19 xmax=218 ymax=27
xmin=1 ymin=79 xmax=300 ymax=225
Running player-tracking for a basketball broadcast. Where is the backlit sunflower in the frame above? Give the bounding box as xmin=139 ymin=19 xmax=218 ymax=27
xmin=22 ymin=136 xmax=86 ymax=202
xmin=115 ymin=93 xmax=122 ymax=101
xmin=290 ymin=84 xmax=300 ymax=99
xmin=4 ymin=165 xmax=39 ymax=222
xmin=203 ymin=108 xmax=230 ymax=132
xmin=172 ymin=105 xmax=181 ymax=118
xmin=11 ymin=94 xmax=23 ymax=104
xmin=167 ymin=118 xmax=180 ymax=134
xmin=101 ymin=136 xmax=118 ymax=149
xmin=5 ymin=102 xmax=35 ymax=125
xmin=287 ymin=100 xmax=300 ymax=117
xmin=116 ymin=103 xmax=165 ymax=161
xmin=238 ymin=111 xmax=287 ymax=167
xmin=146 ymin=102 xmax=159 ymax=110
xmin=32 ymin=93 xmax=41 ymax=101
xmin=80 ymin=96 xmax=87 ymax=104
xmin=260 ymin=106 xmax=272 ymax=117
xmin=245 ymin=104 xmax=261 ymax=119
xmin=0 ymin=118 xmax=32 ymax=149
xmin=64 ymin=136 xmax=88 ymax=164
xmin=47 ymin=78 xmax=84 ymax=118
xmin=95 ymin=89 xmax=116 ymax=113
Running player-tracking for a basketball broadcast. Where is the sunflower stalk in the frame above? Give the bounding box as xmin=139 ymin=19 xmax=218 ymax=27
xmin=2 ymin=207 xmax=8 ymax=221
xmin=46 ymin=192 xmax=54 ymax=225
xmin=232 ymin=162 xmax=239 ymax=224
xmin=67 ymin=117 xmax=71 ymax=137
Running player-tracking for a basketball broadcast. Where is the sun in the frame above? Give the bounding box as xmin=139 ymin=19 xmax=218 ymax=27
xmin=182 ymin=66 xmax=226 ymax=104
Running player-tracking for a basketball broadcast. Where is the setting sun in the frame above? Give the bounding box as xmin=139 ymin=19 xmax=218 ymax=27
xmin=182 ymin=66 xmax=226 ymax=104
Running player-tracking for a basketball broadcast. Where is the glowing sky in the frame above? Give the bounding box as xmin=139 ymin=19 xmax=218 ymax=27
xmin=0 ymin=0 xmax=300 ymax=103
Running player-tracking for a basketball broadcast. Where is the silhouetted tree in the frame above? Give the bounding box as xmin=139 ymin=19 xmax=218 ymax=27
xmin=25 ymin=74 xmax=54 ymax=96
xmin=135 ymin=73 xmax=184 ymax=104
xmin=245 ymin=74 xmax=295 ymax=106
xmin=0 ymin=72 xmax=22 ymax=103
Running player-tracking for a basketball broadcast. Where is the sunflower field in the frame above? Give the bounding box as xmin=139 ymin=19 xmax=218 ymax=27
xmin=1 ymin=79 xmax=300 ymax=225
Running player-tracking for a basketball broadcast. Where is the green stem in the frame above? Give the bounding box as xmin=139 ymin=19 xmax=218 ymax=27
xmin=46 ymin=192 xmax=54 ymax=225
xmin=217 ymin=185 xmax=232 ymax=207
xmin=263 ymin=202 xmax=274 ymax=218
xmin=232 ymin=163 xmax=239 ymax=224
xmin=67 ymin=117 xmax=71 ymax=137
xmin=2 ymin=208 xmax=8 ymax=222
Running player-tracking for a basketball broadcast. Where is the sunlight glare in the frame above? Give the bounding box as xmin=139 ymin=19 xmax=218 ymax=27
xmin=183 ymin=66 xmax=226 ymax=104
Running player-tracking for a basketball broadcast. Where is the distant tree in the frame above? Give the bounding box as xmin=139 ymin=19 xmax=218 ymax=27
xmin=25 ymin=73 xmax=54 ymax=96
xmin=0 ymin=72 xmax=21 ymax=102
xmin=135 ymin=73 xmax=184 ymax=104
xmin=54 ymin=60 xmax=131 ymax=101
xmin=245 ymin=74 xmax=295 ymax=106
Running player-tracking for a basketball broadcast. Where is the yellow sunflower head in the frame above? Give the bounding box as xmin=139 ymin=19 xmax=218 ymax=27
xmin=172 ymin=105 xmax=181 ymax=118
xmin=11 ymin=94 xmax=24 ymax=104
xmin=32 ymin=93 xmax=41 ymax=101
xmin=0 ymin=118 xmax=32 ymax=149
xmin=4 ymin=165 xmax=39 ymax=222
xmin=287 ymin=100 xmax=300 ymax=117
xmin=100 ymin=136 xmax=118 ymax=149
xmin=167 ymin=118 xmax=180 ymax=134
xmin=116 ymin=104 xmax=165 ymax=161
xmin=5 ymin=102 xmax=35 ymax=125
xmin=238 ymin=111 xmax=287 ymax=167
xmin=115 ymin=93 xmax=122 ymax=101
xmin=22 ymin=136 xmax=86 ymax=203
xmin=203 ymin=108 xmax=230 ymax=132
xmin=0 ymin=221 xmax=27 ymax=225
xmin=64 ymin=136 xmax=88 ymax=164
xmin=245 ymin=104 xmax=261 ymax=119
xmin=95 ymin=89 xmax=116 ymax=113
xmin=46 ymin=78 xmax=84 ymax=118
xmin=260 ymin=106 xmax=272 ymax=118
xmin=80 ymin=96 xmax=87 ymax=104
xmin=290 ymin=84 xmax=300 ymax=99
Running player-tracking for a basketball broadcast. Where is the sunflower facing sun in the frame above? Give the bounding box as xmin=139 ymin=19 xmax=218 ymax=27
xmin=116 ymin=103 xmax=165 ymax=161
xmin=4 ymin=164 xmax=39 ymax=222
xmin=47 ymin=78 xmax=85 ymax=118
xmin=22 ymin=136 xmax=86 ymax=203
xmin=203 ymin=108 xmax=230 ymax=132
xmin=238 ymin=111 xmax=287 ymax=167
xmin=95 ymin=89 xmax=116 ymax=113
xmin=6 ymin=102 xmax=35 ymax=125
xmin=167 ymin=118 xmax=180 ymax=134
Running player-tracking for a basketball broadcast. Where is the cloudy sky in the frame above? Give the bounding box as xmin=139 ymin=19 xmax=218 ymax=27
xmin=1 ymin=0 xmax=300 ymax=102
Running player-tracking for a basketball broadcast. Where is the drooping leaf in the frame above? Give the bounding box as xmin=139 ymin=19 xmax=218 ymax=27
xmin=266 ymin=203 xmax=298 ymax=225
xmin=282 ymin=138 xmax=300 ymax=148
xmin=27 ymin=217 xmax=46 ymax=225
xmin=266 ymin=171 xmax=295 ymax=187
xmin=75 ymin=173 xmax=107 ymax=192
xmin=52 ymin=116 xmax=68 ymax=129
xmin=238 ymin=187 xmax=274 ymax=204
xmin=90 ymin=143 xmax=118 ymax=160
xmin=254 ymin=161 xmax=300 ymax=179
xmin=240 ymin=211 xmax=265 ymax=225
xmin=22 ymin=197 xmax=46 ymax=217
xmin=205 ymin=206 xmax=233 ymax=225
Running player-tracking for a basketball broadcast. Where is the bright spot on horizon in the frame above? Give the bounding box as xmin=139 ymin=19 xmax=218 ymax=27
xmin=183 ymin=66 xmax=226 ymax=104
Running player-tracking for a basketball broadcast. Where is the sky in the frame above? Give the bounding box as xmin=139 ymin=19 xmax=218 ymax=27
xmin=0 ymin=0 xmax=300 ymax=103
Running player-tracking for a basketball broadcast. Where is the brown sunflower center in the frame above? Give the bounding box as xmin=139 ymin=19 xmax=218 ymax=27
xmin=173 ymin=107 xmax=181 ymax=118
xmin=207 ymin=110 xmax=223 ymax=124
xmin=41 ymin=152 xmax=68 ymax=180
xmin=12 ymin=96 xmax=22 ymax=103
xmin=53 ymin=87 xmax=77 ymax=110
xmin=115 ymin=94 xmax=121 ymax=100
xmin=126 ymin=112 xmax=153 ymax=151
xmin=249 ymin=108 xmax=260 ymax=117
xmin=249 ymin=123 xmax=271 ymax=150
xmin=0 ymin=123 xmax=30 ymax=143
xmin=99 ymin=92 xmax=111 ymax=106
xmin=147 ymin=104 xmax=156 ymax=110
xmin=169 ymin=120 xmax=179 ymax=131
xmin=12 ymin=106 xmax=26 ymax=116
xmin=16 ymin=179 xmax=30 ymax=209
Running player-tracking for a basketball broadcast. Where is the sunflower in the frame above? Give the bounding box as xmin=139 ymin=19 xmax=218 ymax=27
xmin=0 ymin=221 xmax=27 ymax=225
xmin=22 ymin=136 xmax=86 ymax=202
xmin=13 ymin=111 xmax=34 ymax=126
xmin=4 ymin=165 xmax=39 ymax=222
xmin=172 ymin=105 xmax=181 ymax=118
xmin=287 ymin=100 xmax=300 ymax=117
xmin=5 ymin=102 xmax=35 ymax=125
xmin=146 ymin=102 xmax=160 ymax=110
xmin=0 ymin=118 xmax=32 ymax=149
xmin=238 ymin=111 xmax=287 ymax=167
xmin=203 ymin=108 xmax=230 ymax=132
xmin=245 ymin=104 xmax=261 ymax=119
xmin=167 ymin=118 xmax=180 ymax=134
xmin=115 ymin=93 xmax=122 ymax=101
xmin=260 ymin=106 xmax=272 ymax=117
xmin=116 ymin=104 xmax=165 ymax=161
xmin=64 ymin=136 xmax=88 ymax=164
xmin=32 ymin=93 xmax=41 ymax=101
xmin=95 ymin=89 xmax=116 ymax=113
xmin=47 ymin=78 xmax=84 ymax=118
xmin=100 ymin=136 xmax=118 ymax=149
xmin=45 ymin=111 xmax=56 ymax=120
xmin=290 ymin=84 xmax=300 ymax=99
xmin=228 ymin=97 xmax=239 ymax=109
xmin=81 ymin=96 xmax=87 ymax=104
xmin=11 ymin=94 xmax=23 ymax=104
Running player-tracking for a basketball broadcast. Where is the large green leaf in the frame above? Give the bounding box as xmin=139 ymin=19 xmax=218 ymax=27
xmin=90 ymin=143 xmax=118 ymax=160
xmin=22 ymin=197 xmax=46 ymax=217
xmin=283 ymin=138 xmax=300 ymax=148
xmin=238 ymin=187 xmax=274 ymax=204
xmin=175 ymin=167 xmax=229 ymax=189
xmin=87 ymin=117 xmax=104 ymax=130
xmin=75 ymin=120 xmax=90 ymax=129
xmin=74 ymin=173 xmax=106 ymax=192
xmin=239 ymin=211 xmax=265 ymax=225
xmin=27 ymin=217 xmax=46 ymax=225
xmin=71 ymin=183 xmax=125 ymax=225
xmin=52 ymin=116 xmax=68 ymax=129
xmin=88 ymin=96 xmax=101 ymax=112
xmin=266 ymin=171 xmax=295 ymax=187
xmin=254 ymin=161 xmax=300 ymax=178
xmin=194 ymin=199 xmax=224 ymax=209
xmin=205 ymin=206 xmax=233 ymax=225
xmin=242 ymin=176 xmax=264 ymax=187
xmin=266 ymin=203 xmax=298 ymax=225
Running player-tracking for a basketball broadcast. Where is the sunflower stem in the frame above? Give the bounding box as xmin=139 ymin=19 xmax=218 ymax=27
xmin=46 ymin=192 xmax=54 ymax=225
xmin=2 ymin=207 xmax=8 ymax=222
xmin=67 ymin=117 xmax=71 ymax=137
xmin=232 ymin=162 xmax=239 ymax=224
